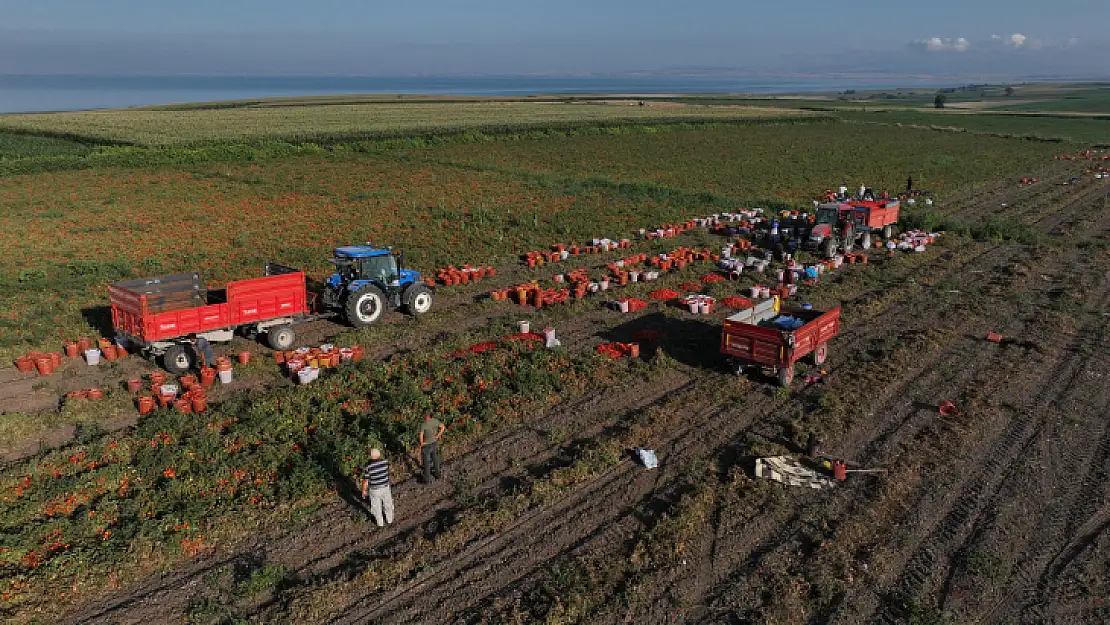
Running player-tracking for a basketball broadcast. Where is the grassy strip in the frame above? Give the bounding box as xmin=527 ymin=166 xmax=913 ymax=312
xmin=836 ymin=110 xmax=1109 ymax=145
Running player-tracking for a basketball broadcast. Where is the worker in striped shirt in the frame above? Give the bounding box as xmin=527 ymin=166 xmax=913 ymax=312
xmin=360 ymin=448 xmax=394 ymax=527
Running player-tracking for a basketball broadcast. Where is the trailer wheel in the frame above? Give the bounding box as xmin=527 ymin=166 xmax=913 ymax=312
xmin=882 ymin=225 xmax=893 ymax=239
xmin=861 ymin=232 xmax=872 ymax=250
xmin=403 ymin=284 xmax=433 ymax=316
xmin=162 ymin=344 xmax=194 ymax=375
xmin=266 ymin=325 xmax=296 ymax=351
xmin=345 ymin=285 xmax=386 ymax=327
xmin=777 ymin=365 xmax=795 ymax=387
xmin=813 ymin=343 xmax=828 ymax=366
xmin=733 ymin=361 xmax=747 ymax=376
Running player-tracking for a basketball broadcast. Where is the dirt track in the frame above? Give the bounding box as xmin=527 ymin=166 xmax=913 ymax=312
xmin=49 ymin=162 xmax=1110 ymax=624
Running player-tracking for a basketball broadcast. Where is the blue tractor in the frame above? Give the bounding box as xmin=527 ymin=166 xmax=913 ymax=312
xmin=322 ymin=245 xmax=434 ymax=327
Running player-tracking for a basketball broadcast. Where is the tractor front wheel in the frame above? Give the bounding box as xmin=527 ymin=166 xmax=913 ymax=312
xmin=345 ymin=285 xmax=386 ymax=327
xmin=403 ymin=284 xmax=434 ymax=316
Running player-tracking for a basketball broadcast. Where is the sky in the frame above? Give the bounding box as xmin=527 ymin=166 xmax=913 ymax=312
xmin=1 ymin=0 xmax=1108 ymax=77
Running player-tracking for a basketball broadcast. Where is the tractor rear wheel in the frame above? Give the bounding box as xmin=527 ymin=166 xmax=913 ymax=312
xmin=822 ymin=238 xmax=837 ymax=259
xmin=163 ymin=344 xmax=194 ymax=375
xmin=403 ymin=284 xmax=433 ymax=316
xmin=266 ymin=325 xmax=296 ymax=351
xmin=345 ymin=285 xmax=386 ymax=327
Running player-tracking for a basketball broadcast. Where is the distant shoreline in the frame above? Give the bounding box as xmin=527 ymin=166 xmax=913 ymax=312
xmin=0 ymin=73 xmax=1059 ymax=115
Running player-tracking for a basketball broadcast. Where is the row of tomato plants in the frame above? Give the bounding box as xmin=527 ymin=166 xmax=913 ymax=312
xmin=0 ymin=333 xmax=605 ymax=611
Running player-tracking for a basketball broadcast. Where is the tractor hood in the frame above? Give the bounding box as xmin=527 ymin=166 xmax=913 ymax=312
xmin=810 ymin=224 xmax=832 ymax=239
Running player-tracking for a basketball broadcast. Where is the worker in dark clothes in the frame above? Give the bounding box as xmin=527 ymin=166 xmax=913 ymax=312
xmin=191 ymin=336 xmax=216 ymax=370
xmin=906 ymin=176 xmax=913 ymax=192
xmin=419 ymin=415 xmax=446 ymax=483
xmin=783 ymin=254 xmax=797 ymax=287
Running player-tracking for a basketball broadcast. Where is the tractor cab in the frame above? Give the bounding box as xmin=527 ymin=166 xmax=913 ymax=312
xmin=331 ymin=247 xmax=401 ymax=285
xmin=814 ymin=205 xmax=843 ymax=226
xmin=323 ymin=244 xmax=433 ymax=328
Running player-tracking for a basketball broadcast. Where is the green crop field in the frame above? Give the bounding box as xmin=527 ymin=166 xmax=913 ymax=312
xmin=835 ymin=109 xmax=1110 ymax=144
xmin=0 ymin=101 xmax=808 ymax=146
xmin=0 ymin=131 xmax=93 ymax=159
xmin=422 ymin=121 xmax=1065 ymax=202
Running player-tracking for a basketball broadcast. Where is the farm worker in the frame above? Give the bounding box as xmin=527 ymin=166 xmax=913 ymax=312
xmin=192 ymin=336 xmax=215 ymax=370
xmin=783 ymin=255 xmax=797 ymax=286
xmin=838 ymin=184 xmax=848 ymax=199
xmin=906 ymin=175 xmax=913 ymax=192
xmin=361 ymin=448 xmax=394 ymax=527
xmin=419 ymin=415 xmax=446 ymax=483
xmin=858 ymin=184 xmax=867 ymax=199
xmin=880 ymin=190 xmax=889 ymax=200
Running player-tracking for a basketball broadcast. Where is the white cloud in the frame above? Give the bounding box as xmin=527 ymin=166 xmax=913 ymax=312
xmin=1009 ymin=33 xmax=1027 ymax=47
xmin=914 ymin=36 xmax=971 ymax=52
xmin=1065 ymin=37 xmax=1081 ymax=47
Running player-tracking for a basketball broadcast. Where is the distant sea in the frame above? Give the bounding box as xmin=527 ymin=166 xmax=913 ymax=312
xmin=0 ymin=74 xmax=966 ymax=114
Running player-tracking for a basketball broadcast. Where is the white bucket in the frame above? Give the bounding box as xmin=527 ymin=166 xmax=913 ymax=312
xmin=760 ymin=286 xmax=771 ymax=298
xmin=776 ymin=269 xmax=785 ymax=283
xmin=297 ymin=368 xmax=315 ymax=385
xmin=519 ymin=320 xmax=531 ymax=335
xmin=750 ymin=286 xmax=761 ymax=298
xmin=688 ymin=302 xmax=699 ymax=314
xmin=84 ymin=349 xmax=101 ymax=365
xmin=600 ymin=279 xmax=609 ymax=291
xmin=160 ymin=384 xmax=179 ymax=397
xmin=619 ymin=300 xmax=630 ymax=313
xmin=699 ymin=302 xmax=710 ymax=314
xmin=630 ymin=271 xmax=640 ymax=282
xmin=544 ymin=327 xmax=556 ymax=342
xmin=553 ymin=274 xmax=564 ymax=283
xmin=340 ymin=348 xmax=355 ymax=361
xmin=560 ymin=250 xmax=569 ymax=260
xmin=218 ymin=369 xmax=234 ymax=384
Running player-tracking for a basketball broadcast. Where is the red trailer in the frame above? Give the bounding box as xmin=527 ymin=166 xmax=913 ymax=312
xmin=720 ymin=297 xmax=841 ymax=386
xmin=110 ymin=264 xmax=311 ymax=373
xmin=848 ymin=199 xmax=900 ymax=237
